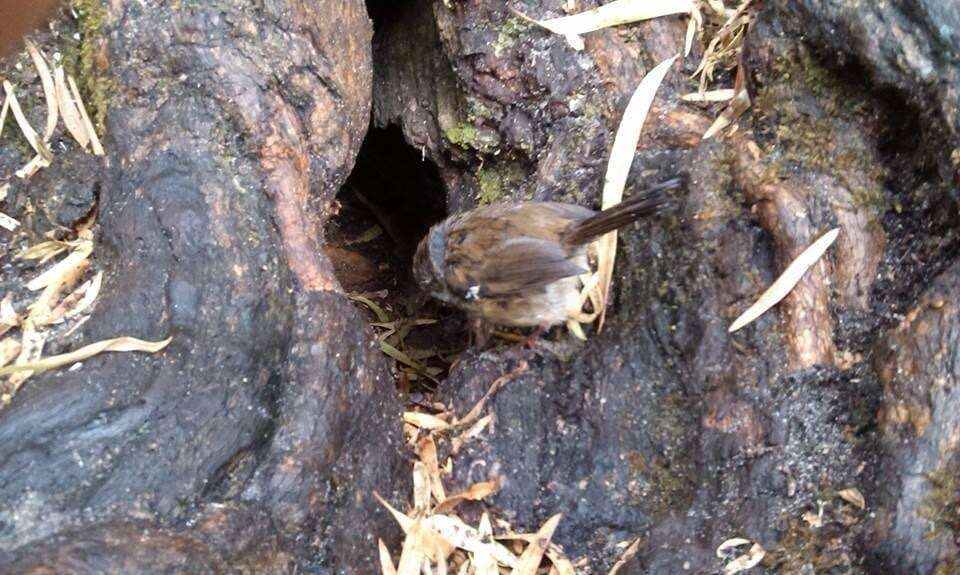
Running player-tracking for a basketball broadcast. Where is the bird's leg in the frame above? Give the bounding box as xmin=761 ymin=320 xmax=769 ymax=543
xmin=523 ymin=323 xmax=551 ymax=349
xmin=470 ymin=317 xmax=495 ymax=348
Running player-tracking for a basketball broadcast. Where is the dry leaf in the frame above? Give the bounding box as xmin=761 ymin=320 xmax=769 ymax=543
xmin=837 ymin=487 xmax=866 ymax=510
xmin=29 ymin=256 xmax=89 ymax=327
xmin=380 ymin=539 xmax=399 ymax=575
xmin=3 ymin=81 xmax=53 ymax=176
xmin=516 ymin=0 xmax=694 ymax=50
xmin=0 ymin=94 xmax=9 ymax=139
xmin=472 ymin=513 xmax=500 ymax=575
xmin=512 ymin=514 xmax=562 ymax=575
xmin=728 ymin=227 xmax=840 ymax=333
xmin=716 ymin=538 xmax=766 ymax=575
xmin=702 ymin=65 xmax=750 ymax=139
xmin=4 ymin=319 xmax=46 ymax=397
xmin=51 ymin=270 xmax=103 ymax=323
xmin=416 ymin=435 xmax=447 ymax=503
xmin=27 ymin=240 xmax=93 ymax=291
xmin=425 ymin=515 xmax=519 ymax=568
xmin=0 ymin=211 xmax=19 ymax=232
xmin=405 ymin=411 xmax=452 ymax=431
xmin=0 ymin=336 xmax=172 ymax=379
xmin=692 ymin=0 xmax=752 ymax=92
xmin=608 ymin=537 xmax=642 ymax=575
xmin=350 ymin=294 xmax=391 ymax=323
xmin=66 ymin=75 xmax=104 ymax=156
xmin=54 ymin=66 xmax=90 ymax=150
xmin=595 ymin=55 xmax=677 ymax=330
xmin=0 ymin=295 xmax=18 ymax=337
xmin=413 ymin=461 xmax=432 ymax=514
xmin=23 ymin=39 xmax=58 ymax=141
xmin=376 ymin=492 xmax=416 ymax=532
xmin=434 ymin=481 xmax=499 ymax=514
xmin=0 ymin=338 xmax=21 ymax=369
xmin=18 ymin=239 xmax=70 ymax=264
xmin=398 ymin=522 xmax=427 ymax=575
xmin=2 ymin=81 xmax=48 ymax=155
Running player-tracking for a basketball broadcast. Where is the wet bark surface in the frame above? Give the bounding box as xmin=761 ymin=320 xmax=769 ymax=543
xmin=0 ymin=1 xmax=407 ymax=573
xmin=371 ymin=0 xmax=960 ymax=573
xmin=0 ymin=0 xmax=957 ymax=573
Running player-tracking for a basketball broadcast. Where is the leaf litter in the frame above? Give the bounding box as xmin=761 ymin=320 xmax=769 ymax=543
xmin=0 ymin=39 xmax=170 ymax=406
xmin=381 ymin=361 xmax=586 ymax=574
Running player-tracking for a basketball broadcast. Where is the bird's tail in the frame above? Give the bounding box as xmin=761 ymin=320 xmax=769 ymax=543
xmin=563 ymin=177 xmax=682 ymax=246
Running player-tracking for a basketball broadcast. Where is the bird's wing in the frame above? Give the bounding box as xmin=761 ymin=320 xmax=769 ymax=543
xmin=447 ymin=236 xmax=585 ymax=298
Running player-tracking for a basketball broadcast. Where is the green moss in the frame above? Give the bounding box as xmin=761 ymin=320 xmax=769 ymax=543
xmin=494 ymin=16 xmax=529 ymax=57
xmin=751 ymin=49 xmax=888 ymax=207
xmin=476 ymin=168 xmax=502 ymax=205
xmin=68 ymin=0 xmax=110 ymax=133
xmin=444 ymin=123 xmax=478 ymax=148
xmin=444 ymin=122 xmax=501 ymax=153
xmin=920 ymin=463 xmax=960 ymax=538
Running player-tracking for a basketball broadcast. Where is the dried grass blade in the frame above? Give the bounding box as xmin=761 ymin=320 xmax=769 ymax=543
xmin=54 ymin=66 xmax=89 ymax=149
xmin=29 ymin=256 xmax=89 ymax=327
xmin=3 ymin=319 xmax=46 ymax=397
xmin=682 ymin=88 xmax=735 ymax=102
xmin=425 ymin=515 xmax=518 ymax=568
xmin=2 ymin=81 xmax=51 ymax=161
xmin=837 ymin=487 xmax=866 ymax=509
xmin=375 ymin=492 xmax=416 ymax=532
xmin=545 ymin=547 xmax=576 ymax=575
xmin=702 ymin=66 xmax=750 ymax=139
xmin=608 ymin=537 xmax=642 ymax=575
xmin=718 ymin=539 xmax=765 ymax=574
xmin=596 ymin=55 xmax=677 ymax=330
xmin=0 ymin=338 xmax=21 ymax=368
xmin=0 ymin=212 xmax=19 ymax=231
xmin=18 ymin=240 xmax=70 ymax=263
xmin=0 ymin=295 xmax=18 ymax=337
xmin=0 ymin=95 xmax=9 ymax=139
xmin=350 ymin=294 xmax=391 ymax=322
xmin=27 ymin=240 xmax=93 ymax=291
xmin=397 ymin=524 xmax=426 ymax=575
xmin=416 ymin=435 xmax=447 ymax=502
xmin=379 ymin=539 xmax=399 ymax=575
xmin=23 ymin=39 xmax=58 ymax=141
xmin=66 ymin=75 xmax=104 ymax=156
xmin=728 ymin=227 xmax=840 ymax=333
xmin=54 ymin=270 xmax=103 ymax=322
xmin=0 ymin=336 xmax=172 ymax=378
xmin=413 ymin=461 xmax=432 ymax=514
xmin=511 ymin=514 xmax=562 ymax=575
xmin=472 ymin=513 xmax=500 ymax=575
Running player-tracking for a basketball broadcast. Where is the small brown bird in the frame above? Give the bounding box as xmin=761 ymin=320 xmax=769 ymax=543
xmin=413 ymin=178 xmax=680 ymax=329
